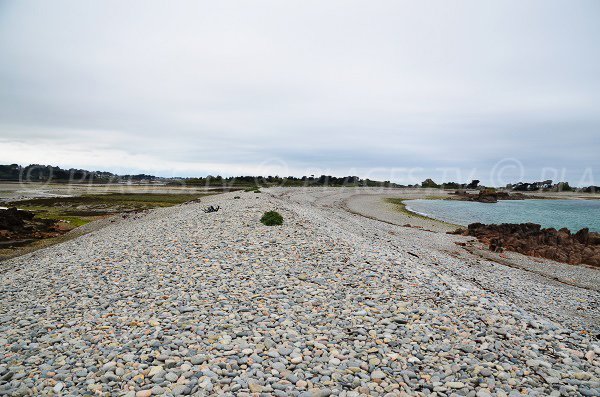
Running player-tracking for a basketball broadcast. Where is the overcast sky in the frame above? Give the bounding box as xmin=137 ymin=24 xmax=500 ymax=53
xmin=0 ymin=0 xmax=598 ymax=185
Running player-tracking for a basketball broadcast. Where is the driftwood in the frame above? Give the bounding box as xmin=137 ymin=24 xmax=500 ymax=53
xmin=203 ymin=205 xmax=220 ymax=213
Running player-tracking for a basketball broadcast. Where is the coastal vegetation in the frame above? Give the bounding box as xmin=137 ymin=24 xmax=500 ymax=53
xmin=384 ymin=197 xmax=450 ymax=224
xmin=385 ymin=198 xmax=420 ymax=218
xmin=5 ymin=193 xmax=207 ymax=226
xmin=260 ymin=210 xmax=283 ymax=226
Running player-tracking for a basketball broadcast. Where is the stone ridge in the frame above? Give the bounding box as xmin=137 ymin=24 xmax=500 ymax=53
xmin=0 ymin=190 xmax=598 ymax=396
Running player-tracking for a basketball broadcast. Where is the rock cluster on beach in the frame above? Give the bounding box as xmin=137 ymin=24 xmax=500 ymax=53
xmin=0 ymin=189 xmax=599 ymax=396
xmin=456 ymin=223 xmax=600 ymax=267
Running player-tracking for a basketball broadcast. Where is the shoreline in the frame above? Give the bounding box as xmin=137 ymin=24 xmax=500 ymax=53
xmin=402 ymin=196 xmax=600 ymax=233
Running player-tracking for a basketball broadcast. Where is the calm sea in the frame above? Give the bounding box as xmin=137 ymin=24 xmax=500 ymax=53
xmin=405 ymin=199 xmax=600 ymax=232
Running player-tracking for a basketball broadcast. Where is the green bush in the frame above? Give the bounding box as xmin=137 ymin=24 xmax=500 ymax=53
xmin=260 ymin=211 xmax=283 ymax=226
xmin=253 ymin=189 xmax=261 ymax=193
xmin=244 ymin=187 xmax=259 ymax=192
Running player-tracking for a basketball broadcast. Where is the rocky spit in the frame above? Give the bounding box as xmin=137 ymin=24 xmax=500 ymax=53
xmin=1 ymin=188 xmax=599 ymax=396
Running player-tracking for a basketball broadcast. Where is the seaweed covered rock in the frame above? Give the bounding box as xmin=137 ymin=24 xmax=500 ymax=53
xmin=0 ymin=207 xmax=61 ymax=243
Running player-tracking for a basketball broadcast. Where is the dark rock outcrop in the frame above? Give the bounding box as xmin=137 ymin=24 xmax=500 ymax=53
xmin=0 ymin=207 xmax=61 ymax=245
xmin=451 ymin=189 xmax=529 ymax=203
xmin=452 ymin=223 xmax=600 ymax=267
xmin=0 ymin=207 xmax=35 ymax=231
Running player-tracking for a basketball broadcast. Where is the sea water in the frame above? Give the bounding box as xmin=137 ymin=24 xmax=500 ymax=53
xmin=405 ymin=199 xmax=600 ymax=232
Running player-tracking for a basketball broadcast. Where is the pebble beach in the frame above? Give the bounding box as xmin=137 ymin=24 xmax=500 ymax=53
xmin=1 ymin=188 xmax=599 ymax=396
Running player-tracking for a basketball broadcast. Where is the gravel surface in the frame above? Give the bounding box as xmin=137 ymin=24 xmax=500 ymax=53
xmin=1 ymin=188 xmax=599 ymax=396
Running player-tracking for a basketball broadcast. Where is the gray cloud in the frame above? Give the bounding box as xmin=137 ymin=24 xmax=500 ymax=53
xmin=1 ymin=0 xmax=598 ymax=184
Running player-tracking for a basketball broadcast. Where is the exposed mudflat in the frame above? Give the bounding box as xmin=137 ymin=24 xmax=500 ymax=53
xmin=1 ymin=188 xmax=598 ymax=396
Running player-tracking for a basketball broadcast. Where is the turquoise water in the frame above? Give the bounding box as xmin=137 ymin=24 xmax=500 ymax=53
xmin=405 ymin=199 xmax=600 ymax=232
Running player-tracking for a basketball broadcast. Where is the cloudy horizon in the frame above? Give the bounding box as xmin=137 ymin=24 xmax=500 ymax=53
xmin=1 ymin=0 xmax=599 ymax=186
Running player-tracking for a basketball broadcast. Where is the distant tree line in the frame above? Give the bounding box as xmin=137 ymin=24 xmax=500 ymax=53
xmin=180 ymin=174 xmax=398 ymax=187
xmin=3 ymin=164 xmax=597 ymax=192
xmin=0 ymin=164 xmax=158 ymax=183
xmin=420 ymin=178 xmax=598 ymax=193
xmin=420 ymin=179 xmax=480 ymax=189
xmin=0 ymin=164 xmax=398 ymax=187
